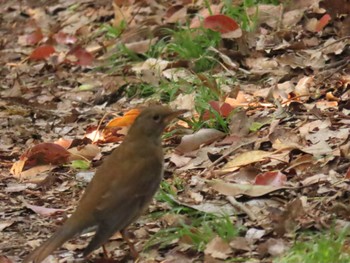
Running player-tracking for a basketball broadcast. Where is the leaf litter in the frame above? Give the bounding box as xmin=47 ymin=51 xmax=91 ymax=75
xmin=1 ymin=0 xmax=350 ymax=262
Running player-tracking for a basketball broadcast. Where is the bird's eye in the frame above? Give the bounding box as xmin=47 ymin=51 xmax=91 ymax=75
xmin=153 ymin=114 xmax=161 ymax=122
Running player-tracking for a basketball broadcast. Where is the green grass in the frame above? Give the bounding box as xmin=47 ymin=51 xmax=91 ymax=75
xmin=166 ymin=27 xmax=221 ymax=72
xmin=277 ymin=230 xmax=350 ymax=263
xmin=146 ymin=180 xmax=241 ymax=252
xmin=223 ymin=0 xmax=281 ymax=31
xmin=126 ymin=83 xmax=156 ymax=98
xmin=102 ymin=21 xmax=127 ymax=39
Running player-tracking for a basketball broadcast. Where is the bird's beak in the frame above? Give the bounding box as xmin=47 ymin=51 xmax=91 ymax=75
xmin=165 ymin=109 xmax=188 ymax=123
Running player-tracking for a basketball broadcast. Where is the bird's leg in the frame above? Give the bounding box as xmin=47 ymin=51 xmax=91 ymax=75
xmin=121 ymin=229 xmax=139 ymax=259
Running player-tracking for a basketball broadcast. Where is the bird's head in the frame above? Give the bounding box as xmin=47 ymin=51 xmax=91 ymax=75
xmin=127 ymin=106 xmax=187 ymax=141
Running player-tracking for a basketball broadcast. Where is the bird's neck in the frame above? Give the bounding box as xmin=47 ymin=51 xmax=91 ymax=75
xmin=124 ymin=131 xmax=162 ymax=147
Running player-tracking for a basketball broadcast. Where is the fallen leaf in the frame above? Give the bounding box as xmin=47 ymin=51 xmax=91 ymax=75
xmin=190 ymin=4 xmax=223 ymax=28
xmin=316 ymin=14 xmax=331 ymax=32
xmin=202 ymin=101 xmax=235 ymax=120
xmin=259 ymin=238 xmax=288 ymax=257
xmin=229 ymin=237 xmax=251 ymax=251
xmin=0 ymin=221 xmax=14 ymax=231
xmin=221 ymin=150 xmax=273 ymax=173
xmin=294 ymin=76 xmax=313 ymax=100
xmin=67 ymin=46 xmax=94 ymax=66
xmin=169 ymin=153 xmax=192 ymax=168
xmin=18 ymin=142 xmax=71 ymax=169
xmin=301 ymin=140 xmax=333 ymax=156
xmin=54 ymin=138 xmax=73 ymax=149
xmin=203 ymin=14 xmax=239 ymax=34
xmin=245 ymin=228 xmax=266 ymax=244
xmin=68 ymin=144 xmax=100 ymax=161
xmin=176 ymin=128 xmax=225 ymax=153
xmin=29 ymin=45 xmax=55 ymax=60
xmin=25 ymin=28 xmax=44 ymax=45
xmin=254 ymin=171 xmax=287 ymax=187
xmin=270 ymin=198 xmax=304 ymax=235
xmin=209 ymin=180 xmax=289 ymax=197
xmin=24 ymin=202 xmax=66 ymax=217
xmin=0 ymin=255 xmax=13 ymax=263
xmin=4 ymin=183 xmax=32 ymax=192
xmin=15 ymin=164 xmax=55 ymax=180
xmin=53 ymin=31 xmax=77 ymax=44
xmin=204 ymin=236 xmax=232 ymax=259
xmin=105 ymin=109 xmax=140 ymax=128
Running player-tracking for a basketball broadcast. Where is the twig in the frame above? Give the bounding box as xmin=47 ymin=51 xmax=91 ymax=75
xmin=226 ymin=196 xmax=257 ymax=221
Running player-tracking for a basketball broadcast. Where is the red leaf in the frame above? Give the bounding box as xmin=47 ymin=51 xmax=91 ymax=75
xmin=316 ymin=14 xmax=331 ymax=32
xmin=68 ymin=46 xmax=94 ymax=66
xmin=345 ymin=166 xmax=350 ymax=179
xmin=254 ymin=171 xmax=287 ymax=187
xmin=203 ymin=14 xmax=239 ymax=33
xmin=203 ymin=101 xmax=235 ymax=120
xmin=29 ymin=45 xmax=55 ymax=60
xmin=53 ymin=31 xmax=77 ymax=45
xmin=219 ymin=102 xmax=235 ymax=117
xmin=21 ymin=142 xmax=70 ymax=169
xmin=209 ymin=100 xmax=221 ymax=112
xmin=26 ymin=28 xmax=43 ymax=45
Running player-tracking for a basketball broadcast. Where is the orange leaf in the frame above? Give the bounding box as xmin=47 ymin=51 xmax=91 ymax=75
xmin=30 ymin=45 xmax=55 ymax=60
xmin=203 ymin=14 xmax=239 ymax=33
xmin=106 ymin=109 xmax=141 ymax=128
xmin=316 ymin=14 xmax=331 ymax=32
xmin=54 ymin=138 xmax=73 ymax=149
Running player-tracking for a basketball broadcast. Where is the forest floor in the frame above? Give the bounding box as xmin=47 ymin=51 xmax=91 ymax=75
xmin=1 ymin=0 xmax=350 ymax=262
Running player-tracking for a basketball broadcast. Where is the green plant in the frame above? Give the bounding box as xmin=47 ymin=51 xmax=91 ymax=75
xmin=126 ymin=83 xmax=156 ymax=98
xmin=223 ymin=0 xmax=281 ymax=31
xmin=148 ymin=180 xmax=240 ymax=252
xmin=145 ymin=38 xmax=168 ymax=59
xmin=158 ymin=80 xmax=191 ymax=103
xmin=277 ymin=230 xmax=350 ymax=263
xmin=147 ymin=210 xmax=239 ymax=252
xmin=166 ymin=27 xmax=221 ymax=72
xmin=102 ymin=20 xmax=127 ymax=39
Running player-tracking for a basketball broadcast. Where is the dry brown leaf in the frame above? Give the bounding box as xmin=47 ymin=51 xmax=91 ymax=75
xmin=294 ymin=76 xmax=314 ymax=100
xmin=12 ymin=164 xmax=55 ymax=180
xmin=209 ymin=180 xmax=289 ymax=197
xmin=0 ymin=221 xmax=14 ymax=232
xmin=221 ymin=150 xmax=273 ymax=173
xmin=204 ymin=236 xmax=232 ymax=260
xmin=68 ymin=144 xmax=100 ymax=161
xmin=229 ymin=236 xmax=251 ymax=252
xmin=169 ymin=153 xmax=192 ymax=168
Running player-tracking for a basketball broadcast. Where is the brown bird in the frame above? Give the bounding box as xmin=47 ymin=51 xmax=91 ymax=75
xmin=24 ymin=106 xmax=186 ymax=263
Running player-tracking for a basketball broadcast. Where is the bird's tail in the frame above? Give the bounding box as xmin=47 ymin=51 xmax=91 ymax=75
xmin=23 ymin=221 xmax=82 ymax=263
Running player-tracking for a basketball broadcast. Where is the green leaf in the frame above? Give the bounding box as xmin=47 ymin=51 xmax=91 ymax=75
xmin=250 ymin=122 xmax=264 ymax=132
xmin=70 ymin=160 xmax=90 ymax=170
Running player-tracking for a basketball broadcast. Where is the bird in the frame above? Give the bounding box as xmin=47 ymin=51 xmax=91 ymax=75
xmin=24 ymin=106 xmax=187 ymax=263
